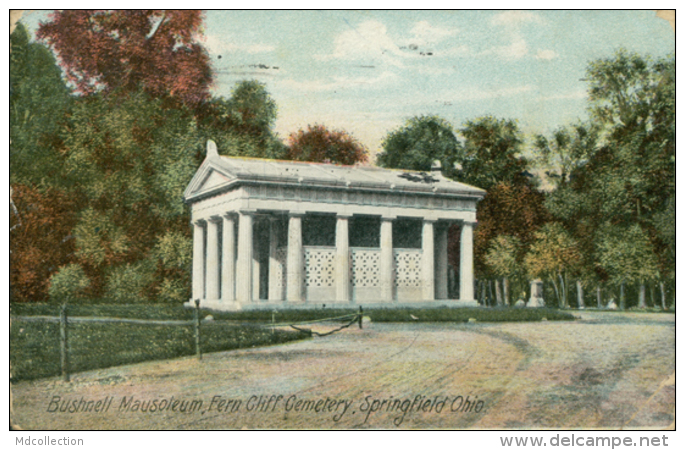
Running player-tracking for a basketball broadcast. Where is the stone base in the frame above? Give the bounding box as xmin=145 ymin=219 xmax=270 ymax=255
xmin=186 ymin=298 xmax=481 ymax=311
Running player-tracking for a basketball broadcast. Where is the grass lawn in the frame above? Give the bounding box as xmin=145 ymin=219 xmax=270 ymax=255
xmin=10 ymin=304 xmax=308 ymax=382
xmin=10 ymin=303 xmax=575 ymax=382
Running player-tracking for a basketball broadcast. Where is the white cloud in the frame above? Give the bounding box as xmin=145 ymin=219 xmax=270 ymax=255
xmin=203 ymin=34 xmax=275 ymax=55
xmin=535 ymin=49 xmax=558 ymax=60
xmin=480 ymin=37 xmax=529 ymax=60
xmin=409 ymin=20 xmax=458 ymax=46
xmin=318 ymin=19 xmax=464 ymax=66
xmin=319 ymin=20 xmax=405 ymax=65
xmin=490 ymin=11 xmax=544 ymax=28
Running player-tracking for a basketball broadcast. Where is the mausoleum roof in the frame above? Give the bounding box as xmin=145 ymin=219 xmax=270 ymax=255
xmin=185 ymin=140 xmax=486 ymax=203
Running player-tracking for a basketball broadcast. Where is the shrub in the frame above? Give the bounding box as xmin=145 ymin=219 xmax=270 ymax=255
xmin=47 ymin=263 xmax=90 ymax=304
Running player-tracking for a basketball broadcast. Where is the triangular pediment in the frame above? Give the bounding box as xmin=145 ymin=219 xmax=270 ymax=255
xmin=184 ymin=162 xmax=236 ymax=200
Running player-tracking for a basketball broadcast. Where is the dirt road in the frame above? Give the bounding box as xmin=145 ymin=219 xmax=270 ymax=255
xmin=10 ymin=311 xmax=674 ymax=430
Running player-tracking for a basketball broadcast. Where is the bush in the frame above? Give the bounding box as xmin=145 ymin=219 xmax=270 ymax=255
xmin=47 ymin=263 xmax=90 ymax=304
xmin=104 ymin=261 xmax=155 ymax=303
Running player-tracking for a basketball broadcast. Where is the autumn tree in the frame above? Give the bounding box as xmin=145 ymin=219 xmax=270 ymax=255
xmin=525 ymin=223 xmax=582 ymax=308
xmin=37 ymin=10 xmax=213 ymax=108
xmin=286 ymin=124 xmax=369 ymax=165
xmin=10 ymin=185 xmax=80 ymax=302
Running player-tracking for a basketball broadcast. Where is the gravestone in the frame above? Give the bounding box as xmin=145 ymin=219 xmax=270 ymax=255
xmin=528 ymin=279 xmax=545 ymax=307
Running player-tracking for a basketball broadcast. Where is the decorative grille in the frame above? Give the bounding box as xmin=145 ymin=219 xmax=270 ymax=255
xmin=274 ymin=247 xmax=287 ymax=288
xmin=304 ymin=247 xmax=336 ymax=287
xmin=351 ymin=248 xmax=380 ymax=287
xmin=394 ymin=249 xmax=422 ymax=287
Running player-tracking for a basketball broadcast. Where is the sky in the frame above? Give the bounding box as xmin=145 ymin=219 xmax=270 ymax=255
xmin=17 ymin=10 xmax=675 ymax=160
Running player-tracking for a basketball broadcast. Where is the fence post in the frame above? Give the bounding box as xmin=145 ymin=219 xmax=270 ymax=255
xmin=194 ymin=299 xmax=202 ymax=360
xmin=358 ymin=306 xmax=363 ymax=329
xmin=59 ymin=304 xmax=70 ymax=382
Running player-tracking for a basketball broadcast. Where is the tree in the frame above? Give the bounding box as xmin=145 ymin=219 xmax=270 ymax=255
xmin=484 ymin=235 xmax=524 ymax=306
xmin=58 ymin=91 xmax=203 ymax=301
xmin=525 ymin=223 xmax=581 ymax=308
xmin=597 ymin=224 xmax=659 ymax=309
xmin=376 ymin=115 xmax=461 ymax=176
xmin=10 ymin=23 xmax=72 ymax=187
xmin=458 ymin=116 xmax=530 ymax=191
xmin=10 ymin=185 xmax=80 ymax=302
xmin=198 ymin=80 xmax=286 ymax=159
xmin=37 ymin=10 xmax=213 ymax=108
xmin=534 ymin=122 xmax=600 ymax=188
xmin=286 ymin=124 xmax=369 ymax=165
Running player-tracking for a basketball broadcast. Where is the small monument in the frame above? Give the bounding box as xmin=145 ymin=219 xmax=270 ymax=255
xmin=528 ymin=279 xmax=545 ymax=307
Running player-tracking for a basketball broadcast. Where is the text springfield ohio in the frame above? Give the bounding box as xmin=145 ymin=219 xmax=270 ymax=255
xmin=46 ymin=393 xmax=485 ymax=426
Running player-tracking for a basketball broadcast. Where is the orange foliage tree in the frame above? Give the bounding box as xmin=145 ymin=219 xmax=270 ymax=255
xmin=37 ymin=10 xmax=213 ymax=109
xmin=286 ymin=124 xmax=369 ymax=165
xmin=10 ymin=185 xmax=80 ymax=302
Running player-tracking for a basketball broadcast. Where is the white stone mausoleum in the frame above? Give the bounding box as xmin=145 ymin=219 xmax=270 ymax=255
xmin=184 ymin=141 xmax=486 ymax=310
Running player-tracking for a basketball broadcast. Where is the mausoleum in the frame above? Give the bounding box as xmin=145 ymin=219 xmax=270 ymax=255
xmin=184 ymin=141 xmax=486 ymax=310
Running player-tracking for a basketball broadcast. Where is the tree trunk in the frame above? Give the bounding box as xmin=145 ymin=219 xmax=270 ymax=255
xmin=495 ymin=279 xmax=503 ymax=306
xmin=638 ymin=283 xmax=646 ymax=308
xmin=596 ymin=285 xmax=602 ymax=308
xmin=660 ymin=282 xmax=667 ymax=310
xmin=619 ymin=282 xmax=626 ymax=310
xmin=488 ymin=280 xmax=494 ymax=308
xmin=503 ymin=277 xmax=510 ymax=306
xmin=558 ymin=273 xmax=568 ymax=308
xmin=551 ymin=277 xmax=561 ymax=308
xmin=650 ymin=283 xmax=655 ymax=308
xmin=576 ymin=280 xmax=585 ymax=309
xmin=481 ymin=280 xmax=487 ymax=307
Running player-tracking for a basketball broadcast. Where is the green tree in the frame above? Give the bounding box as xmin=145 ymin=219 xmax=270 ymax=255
xmin=597 ymin=224 xmax=659 ymax=309
xmin=10 ymin=23 xmax=72 ymax=186
xmin=61 ymin=91 xmax=203 ymax=301
xmin=198 ymin=80 xmax=286 ymax=159
xmin=458 ymin=116 xmax=530 ymax=191
xmin=376 ymin=115 xmax=462 ymax=177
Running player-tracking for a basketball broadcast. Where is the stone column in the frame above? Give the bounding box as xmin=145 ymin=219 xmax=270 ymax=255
xmin=236 ymin=211 xmax=254 ymax=303
xmin=459 ymin=221 xmax=475 ymax=302
xmin=336 ymin=214 xmax=351 ymax=302
xmin=205 ymin=216 xmax=221 ymax=301
xmin=286 ymin=212 xmax=304 ymax=302
xmin=268 ymin=217 xmax=281 ymax=301
xmin=252 ymin=219 xmax=261 ymax=300
xmin=221 ymin=213 xmax=236 ymax=302
xmin=380 ymin=216 xmax=394 ymax=301
xmin=435 ymin=223 xmax=449 ymax=300
xmin=191 ymin=219 xmax=205 ymax=301
xmin=422 ymin=219 xmax=436 ymax=301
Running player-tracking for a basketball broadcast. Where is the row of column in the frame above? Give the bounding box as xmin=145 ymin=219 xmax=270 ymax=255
xmin=192 ymin=212 xmax=475 ymax=303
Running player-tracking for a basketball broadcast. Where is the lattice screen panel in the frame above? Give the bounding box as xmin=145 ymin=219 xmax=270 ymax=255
xmin=274 ymin=247 xmax=287 ymax=288
xmin=304 ymin=247 xmax=336 ymax=287
xmin=351 ymin=249 xmax=381 ymax=287
xmin=394 ymin=249 xmax=422 ymax=287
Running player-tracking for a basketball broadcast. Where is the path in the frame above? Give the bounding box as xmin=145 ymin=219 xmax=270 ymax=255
xmin=10 ymin=311 xmax=675 ymax=430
